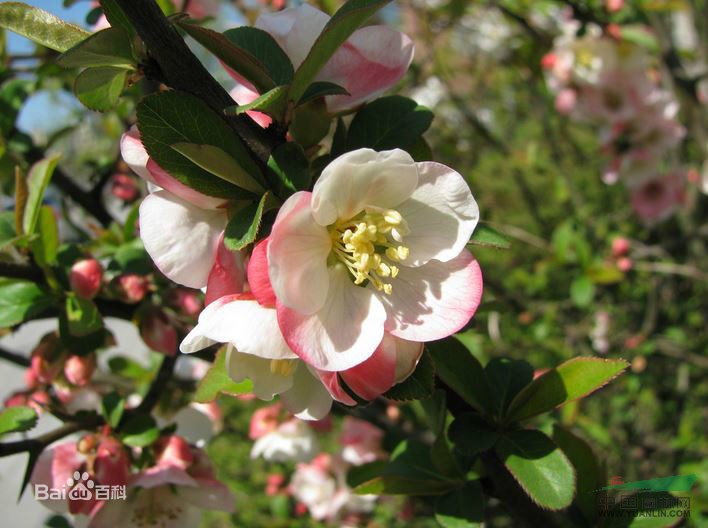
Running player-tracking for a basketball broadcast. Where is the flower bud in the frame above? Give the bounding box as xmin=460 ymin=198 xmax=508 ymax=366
xmin=611 ymin=237 xmax=630 ymax=258
xmin=64 ymin=354 xmax=96 ymax=386
xmin=605 ymin=0 xmax=624 ymax=12
xmin=94 ymin=436 xmax=129 ymax=487
xmin=169 ymin=288 xmax=203 ymax=317
xmin=154 ymin=435 xmax=194 ymax=469
xmin=110 ymin=173 xmax=140 ymax=202
xmin=117 ymin=274 xmax=149 ymax=303
xmin=617 ymin=257 xmax=633 ymax=272
xmin=140 ymin=310 xmax=177 ymax=356
xmin=69 ymin=259 xmax=103 ymax=300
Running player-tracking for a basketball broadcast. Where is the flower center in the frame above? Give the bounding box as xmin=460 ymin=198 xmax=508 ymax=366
xmin=329 ymin=208 xmax=410 ymax=295
xmin=270 ymin=359 xmax=297 ymax=377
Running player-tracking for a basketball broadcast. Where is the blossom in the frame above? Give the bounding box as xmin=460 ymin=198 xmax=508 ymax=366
xmin=251 ymin=418 xmax=319 ymax=463
xmin=64 ymin=353 xmax=96 ymax=386
xmin=69 ymin=259 xmax=103 ymax=299
xmin=265 ymin=148 xmax=483 ymax=371
xmin=340 ymin=417 xmax=385 ymax=466
xmin=628 ymin=170 xmax=686 ymax=225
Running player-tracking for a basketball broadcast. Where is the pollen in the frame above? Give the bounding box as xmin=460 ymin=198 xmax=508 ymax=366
xmin=269 ymin=359 xmax=297 ymax=377
xmin=329 ymin=207 xmax=410 ymax=294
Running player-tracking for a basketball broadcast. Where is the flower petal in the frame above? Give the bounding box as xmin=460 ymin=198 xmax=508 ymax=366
xmin=120 ymin=126 xmax=152 ymax=182
xmin=316 ymin=370 xmax=357 ymax=406
xmin=205 ymin=234 xmax=246 ymax=306
xmin=311 ymin=149 xmax=418 ymax=226
xmin=147 ymin=159 xmax=226 ymax=210
xmin=340 ymin=334 xmax=397 ymax=400
xmin=277 ymin=264 xmax=386 ymax=371
xmin=280 ymin=363 xmax=333 ymax=420
xmin=319 ymin=26 xmax=414 ymax=113
xmin=139 ymin=191 xmax=226 ymax=288
xmin=179 ymin=479 xmax=235 ymax=513
xmin=227 ymin=346 xmax=295 ymax=400
xmin=229 ymin=83 xmax=273 ymax=128
xmin=398 ymin=162 xmax=479 ymax=266
xmin=247 ymin=237 xmax=276 ymax=308
xmin=393 ymin=337 xmax=424 ymax=383
xmin=268 ymin=191 xmax=331 ymax=314
xmin=379 ymin=250 xmax=483 ymax=342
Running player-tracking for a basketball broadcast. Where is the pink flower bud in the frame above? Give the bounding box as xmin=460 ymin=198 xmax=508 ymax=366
xmin=605 ymin=0 xmax=624 ymax=12
xmin=155 ymin=435 xmax=194 ymax=469
xmin=265 ymin=473 xmax=285 ymax=496
xmin=617 ymin=257 xmax=633 ymax=272
xmin=169 ymin=288 xmax=203 ymax=317
xmin=249 ymin=404 xmax=282 ymax=440
xmin=110 ymin=173 xmax=140 ymax=202
xmin=69 ymin=259 xmax=103 ymax=300
xmin=611 ymin=237 xmax=630 ymax=257
xmin=117 ymin=274 xmax=149 ymax=303
xmin=63 ymin=354 xmax=96 ymax=386
xmin=30 ymin=333 xmax=63 ymax=384
xmin=541 ymin=52 xmax=557 ymax=70
xmin=140 ymin=311 xmax=177 ymax=356
xmin=555 ymin=88 xmax=577 ymax=115
xmin=606 ymin=23 xmax=622 ymax=39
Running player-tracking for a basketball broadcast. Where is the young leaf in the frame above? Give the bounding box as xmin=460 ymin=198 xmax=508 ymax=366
xmin=120 ymin=414 xmax=160 ymax=447
xmin=23 ymin=154 xmax=61 ymax=235
xmin=57 ymin=27 xmax=135 ymax=69
xmin=223 ymin=193 xmax=269 ymax=251
xmin=74 ymin=66 xmax=127 ymax=112
xmin=484 ymin=357 xmax=534 ymax=417
xmin=0 ymin=406 xmax=38 ymax=436
xmin=101 ymin=391 xmax=126 ymax=429
xmin=179 ymin=22 xmax=293 ymax=92
xmin=224 ymin=85 xmax=288 ymax=120
xmin=194 ymin=346 xmax=253 ymax=403
xmin=288 ymin=0 xmax=392 ymax=103
xmin=0 ymin=279 xmax=54 ymax=327
xmin=65 ymin=294 xmax=103 ymax=337
xmin=267 ymin=143 xmax=311 ymax=193
xmin=448 ymin=413 xmax=499 ymax=456
xmin=435 ymin=480 xmax=484 ymax=528
xmin=495 ymin=429 xmax=576 ymax=511
xmin=347 ymin=95 xmax=433 ymax=151
xmin=505 ymin=357 xmax=629 ymax=423
xmin=297 ymin=81 xmax=349 ymax=106
xmin=468 ymin=224 xmax=512 ymax=250
xmin=0 ymin=2 xmax=91 ymax=52
xmin=30 ymin=206 xmax=59 ymax=267
xmin=570 ymin=275 xmax=595 ymax=307
xmin=383 ymin=350 xmax=435 ymax=401
xmin=137 ymin=90 xmax=262 ymax=199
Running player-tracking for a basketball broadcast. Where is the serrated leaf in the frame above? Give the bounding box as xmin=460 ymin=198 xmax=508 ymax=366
xmin=23 ymin=154 xmax=61 ymax=235
xmin=484 ymin=357 xmax=534 ymax=417
xmin=383 ymin=350 xmax=434 ymax=401
xmin=120 ymin=414 xmax=159 ymax=447
xmin=0 ymin=406 xmax=38 ymax=436
xmin=288 ymin=0 xmax=392 ymax=103
xmin=0 ymin=2 xmax=90 ymax=52
xmin=421 ymin=388 xmax=446 ymax=436
xmin=171 ymin=142 xmax=264 ymax=194
xmin=224 ymin=85 xmax=288 ymax=120
xmin=448 ymin=413 xmax=499 ymax=456
xmin=495 ymin=429 xmax=575 ymax=510
xmin=435 ymin=480 xmax=484 ymax=527
xmin=179 ymin=22 xmax=293 ymax=93
xmin=0 ymin=279 xmax=54 ymax=327
xmin=267 ymin=142 xmax=311 ymax=193
xmin=30 ymin=206 xmax=59 ymax=267
xmin=347 ymin=95 xmax=433 ymax=151
xmin=223 ymin=193 xmax=269 ymax=251
xmin=137 ymin=90 xmax=262 ymax=199
xmin=468 ymin=224 xmax=511 ymax=250
xmin=58 ymin=27 xmax=134 ymax=69
xmin=65 ymin=294 xmax=103 ymax=337
xmin=194 ymin=346 xmax=253 ymax=402
xmin=297 ymin=81 xmax=349 ymax=106
xmin=101 ymin=391 xmax=125 ymax=429
xmin=74 ymin=66 xmax=127 ymax=112
xmin=505 ymin=358 xmax=629 ymax=423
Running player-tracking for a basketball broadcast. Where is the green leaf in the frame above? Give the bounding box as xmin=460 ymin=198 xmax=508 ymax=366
xmin=98 ymin=0 xmax=135 ymax=40
xmin=137 ymin=90 xmax=262 ymax=199
xmin=268 ymin=142 xmax=311 ymax=193
xmin=347 ymin=95 xmax=433 ymax=151
xmin=431 ymin=434 xmax=462 ymax=479
xmin=601 ymin=492 xmax=688 ymax=528
xmin=421 ymin=388 xmax=447 ymax=436
xmin=224 ymin=85 xmax=288 ymax=120
xmin=468 ymin=224 xmax=512 ymax=250
xmin=0 ymin=2 xmax=91 ymax=52
xmin=297 ymin=81 xmax=349 ymax=106
xmin=0 ymin=406 xmax=38 ymax=436
xmin=570 ymin=275 xmax=595 ymax=307
xmin=122 ymin=202 xmax=140 ymax=242
xmin=0 ymin=211 xmax=18 ymax=250
xmin=0 ymin=279 xmax=54 ymax=327
xmin=194 ymin=346 xmax=253 ymax=403
xmin=448 ymin=413 xmax=499 ymax=456
xmin=107 ymin=356 xmax=152 ymax=382
xmin=223 ymin=193 xmax=269 ymax=252
xmin=407 ymin=135 xmax=433 ymax=161
xmin=288 ymin=0 xmax=392 ymax=103
xmin=495 ymin=429 xmax=575 ymax=510
xmin=100 ymin=391 xmax=125 ymax=429
xmin=179 ymin=22 xmax=293 ymax=93
xmin=505 ymin=357 xmax=629 ymax=423
xmin=57 ymin=27 xmax=134 ymax=69
xmin=435 ymin=480 xmax=484 ymax=528
xmin=347 ymin=460 xmax=388 ymax=488
xmin=383 ymin=350 xmax=435 ymax=401
xmin=620 ymin=24 xmax=660 ymax=53
xmin=112 ymin=240 xmax=153 ymax=275
xmin=484 ymin=357 xmax=534 ymax=417
xmin=74 ymin=66 xmax=127 ymax=111
xmin=23 ymin=154 xmax=61 ymax=235
xmin=289 ymin=99 xmax=331 ymax=148
xmin=65 ymin=293 xmax=103 ymax=337
xmin=428 ymin=337 xmax=493 ymax=414
xmin=30 ymin=206 xmax=59 ymax=267
xmin=120 ymin=414 xmax=160 ymax=447
xmin=170 ymin=142 xmax=264 ymax=194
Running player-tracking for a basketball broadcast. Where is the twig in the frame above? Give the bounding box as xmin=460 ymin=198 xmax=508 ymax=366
xmin=633 ymin=261 xmax=708 ymax=282
xmin=0 ymin=420 xmax=99 ymax=457
xmin=0 ymin=346 xmax=30 ymax=368
xmin=0 ymin=261 xmax=43 ymax=282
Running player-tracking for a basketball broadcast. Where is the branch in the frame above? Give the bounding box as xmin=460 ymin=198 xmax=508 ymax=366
xmin=0 ymin=346 xmax=30 ymax=368
xmin=0 ymin=419 xmax=100 ymax=457
xmin=0 ymin=261 xmax=43 ymax=282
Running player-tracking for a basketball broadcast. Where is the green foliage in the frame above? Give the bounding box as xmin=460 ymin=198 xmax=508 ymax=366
xmin=434 ymin=480 xmax=484 ymax=527
xmin=64 ymin=293 xmax=103 ymax=336
xmin=267 ymin=142 xmax=311 ymax=193
xmin=224 ymin=85 xmax=289 ymax=121
xmin=296 ymin=81 xmax=349 ymax=106
xmin=448 ymin=413 xmax=499 ymax=456
xmin=57 ymin=27 xmax=135 ymax=69
xmin=0 ymin=406 xmax=38 ymax=436
xmin=23 ymin=154 xmax=60 ymax=235
xmin=223 ymin=193 xmax=269 ymax=251
xmin=73 ymin=66 xmax=127 ymax=111
xmin=194 ymin=347 xmax=253 ymax=403
xmin=468 ymin=224 xmax=512 ymax=250
xmin=30 ymin=206 xmax=59 ymax=267
xmin=383 ymin=350 xmax=435 ymax=401
xmin=101 ymin=391 xmax=126 ymax=429
xmin=120 ymin=414 xmax=160 ymax=447
xmin=0 ymin=2 xmax=90 ymax=52
xmin=0 ymin=279 xmax=53 ymax=327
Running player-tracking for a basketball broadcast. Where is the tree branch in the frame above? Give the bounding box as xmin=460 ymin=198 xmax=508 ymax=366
xmin=0 ymin=261 xmax=43 ymax=282
xmin=0 ymin=346 xmax=31 ymax=368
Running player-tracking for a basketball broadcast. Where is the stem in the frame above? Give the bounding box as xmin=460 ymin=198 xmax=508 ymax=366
xmin=0 ymin=346 xmax=30 ymax=368
xmin=0 ymin=420 xmax=99 ymax=457
xmin=0 ymin=261 xmax=43 ymax=282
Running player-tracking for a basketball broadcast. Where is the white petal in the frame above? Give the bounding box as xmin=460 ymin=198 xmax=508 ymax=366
xmin=280 ymin=363 xmax=333 ymax=420
xmin=277 ymin=264 xmax=387 ymax=371
xmin=139 ymin=191 xmax=226 ymax=288
xmin=178 ymin=480 xmax=235 ymax=513
xmin=311 ymin=149 xmax=418 ymax=226
xmin=227 ymin=346 xmax=294 ymax=400
xmin=268 ymin=192 xmax=332 ymax=314
xmin=120 ymin=126 xmax=152 ymax=182
xmin=398 ymin=161 xmax=479 ymax=266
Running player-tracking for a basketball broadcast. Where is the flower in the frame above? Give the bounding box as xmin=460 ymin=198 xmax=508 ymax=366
xmin=340 ymin=417 xmax=385 ymax=466
xmin=629 ymin=170 xmax=686 ymax=225
xmin=249 ymin=403 xmax=282 ymax=440
xmin=266 ymin=148 xmax=483 ymax=371
xmin=251 ymin=418 xmax=319 ymax=463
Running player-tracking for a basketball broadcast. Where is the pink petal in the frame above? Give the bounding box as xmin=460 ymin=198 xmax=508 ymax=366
xmin=229 ymin=83 xmax=273 ymax=129
xmin=206 ymin=234 xmax=246 ymax=306
xmin=147 ymin=159 xmax=226 ymax=210
xmin=340 ymin=333 xmax=397 ymax=400
xmin=130 ymin=465 xmax=197 ymax=489
xmin=120 ymin=126 xmax=153 ymax=183
xmin=316 ymin=370 xmax=356 ymax=406
xmin=247 ymin=237 xmax=276 ymax=308
xmin=31 ymin=442 xmax=83 ymax=513
xmin=393 ymin=337 xmax=424 ymax=383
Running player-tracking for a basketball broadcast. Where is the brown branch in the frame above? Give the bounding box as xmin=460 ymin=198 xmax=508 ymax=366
xmin=0 ymin=261 xmax=43 ymax=282
xmin=0 ymin=346 xmax=30 ymax=368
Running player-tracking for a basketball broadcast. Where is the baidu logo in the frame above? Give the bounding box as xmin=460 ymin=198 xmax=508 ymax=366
xmin=34 ymin=471 xmax=126 ymax=501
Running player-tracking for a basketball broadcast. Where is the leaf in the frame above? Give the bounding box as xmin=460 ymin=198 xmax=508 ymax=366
xmin=22 ymin=154 xmax=61 ymax=235
xmin=347 ymin=460 xmax=388 ymax=488
xmin=57 ymin=27 xmax=134 ymax=69
xmin=383 ymin=350 xmax=435 ymax=401
xmin=65 ymin=294 xmax=103 ymax=337
xmin=619 ymin=24 xmax=660 ymax=53
xmin=484 ymin=357 xmax=534 ymax=417
xmin=347 ymin=95 xmax=433 ymax=151
xmin=570 ymin=275 xmax=595 ymax=307
xmin=448 ymin=413 xmax=499 ymax=456
xmin=0 ymin=279 xmax=54 ymax=327
xmin=120 ymin=414 xmax=160 ymax=447
xmin=98 ymin=0 xmax=135 ymax=40
xmin=288 ymin=0 xmax=392 ymax=103
xmin=223 ymin=193 xmax=269 ymax=252
xmin=427 ymin=337 xmax=493 ymax=414
xmin=289 ymin=99 xmax=331 ymax=148
xmin=14 ymin=166 xmax=28 ymax=236
xmin=137 ymin=90 xmax=262 ymax=199
xmin=0 ymin=212 xmax=18 ymax=249
xmin=30 ymin=206 xmax=59 ymax=267
xmin=170 ymin=142 xmax=264 ymax=194
xmin=107 ymin=356 xmax=152 ymax=382
xmin=0 ymin=2 xmax=91 ymax=52
xmin=468 ymin=224 xmax=512 ymax=250
xmin=297 ymin=81 xmax=349 ymax=106
xmin=420 ymin=388 xmax=446 ymax=436
xmin=495 ymin=429 xmax=575 ymax=510
xmin=435 ymin=480 xmax=484 ymax=527
xmin=268 ymin=142 xmax=311 ymax=193
xmin=100 ymin=391 xmax=125 ymax=429
xmin=194 ymin=346 xmax=253 ymax=403
xmin=224 ymin=85 xmax=288 ymax=120
xmin=122 ymin=202 xmax=140 ymax=242
xmin=112 ymin=240 xmax=153 ymax=275
xmin=505 ymin=358 xmax=629 ymax=423
xmin=179 ymin=22 xmax=293 ymax=92
xmin=74 ymin=66 xmax=127 ymax=112
xmin=0 ymin=406 xmax=38 ymax=436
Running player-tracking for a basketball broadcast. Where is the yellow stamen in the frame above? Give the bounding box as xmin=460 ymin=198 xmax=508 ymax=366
xmin=269 ymin=359 xmax=296 ymax=377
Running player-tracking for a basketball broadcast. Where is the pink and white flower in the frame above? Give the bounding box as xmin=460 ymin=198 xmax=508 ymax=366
xmin=340 ymin=417 xmax=385 ymax=466
xmin=628 ymin=170 xmax=686 ymax=225
xmin=250 ymin=418 xmax=319 ymax=463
